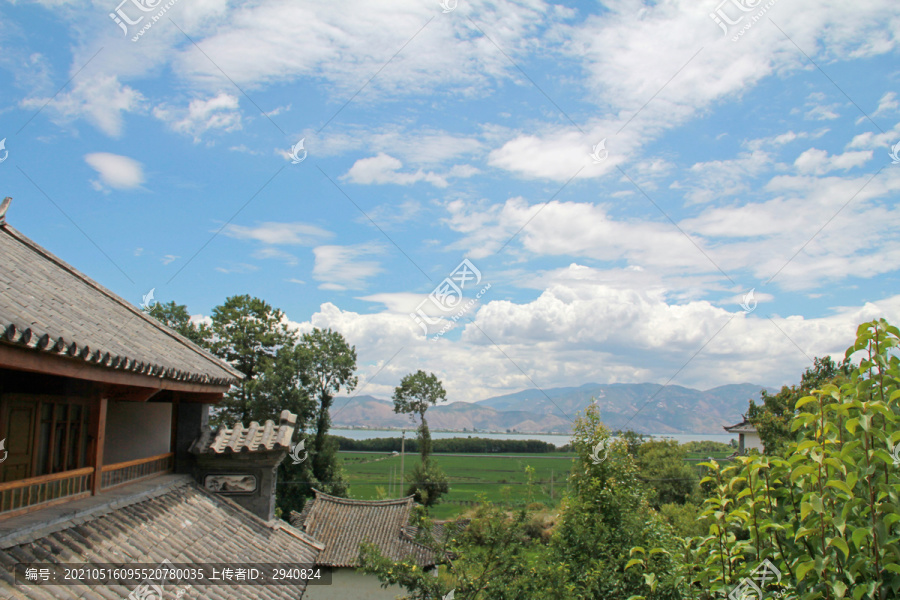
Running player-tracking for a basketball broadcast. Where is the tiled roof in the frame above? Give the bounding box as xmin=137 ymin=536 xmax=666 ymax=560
xmin=289 ymin=491 xmax=438 ymax=568
xmin=724 ymin=418 xmax=757 ymax=434
xmin=0 ymin=478 xmax=322 ymax=600
xmin=190 ymin=411 xmax=297 ymax=454
xmin=0 ymin=221 xmax=242 ymax=386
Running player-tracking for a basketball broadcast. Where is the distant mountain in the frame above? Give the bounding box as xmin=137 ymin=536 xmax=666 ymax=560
xmin=328 ymin=383 xmax=776 ymax=434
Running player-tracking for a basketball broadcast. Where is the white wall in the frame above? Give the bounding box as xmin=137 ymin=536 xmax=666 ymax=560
xmin=304 ymin=568 xmax=408 ymax=600
xmin=104 ymin=401 xmax=171 ymax=464
xmin=745 ymin=432 xmax=765 ymax=453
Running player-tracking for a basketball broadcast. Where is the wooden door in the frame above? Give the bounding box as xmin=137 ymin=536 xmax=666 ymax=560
xmin=1 ymin=400 xmax=36 ymax=482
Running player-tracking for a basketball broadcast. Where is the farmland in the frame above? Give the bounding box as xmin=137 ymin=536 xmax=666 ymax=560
xmin=340 ymin=451 xmax=576 ymax=519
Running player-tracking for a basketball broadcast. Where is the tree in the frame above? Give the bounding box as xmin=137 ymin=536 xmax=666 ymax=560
xmin=627 ymin=319 xmax=900 ymax=600
xmin=748 ymin=355 xmax=853 ymax=454
xmin=146 ymin=300 xmax=212 ymax=348
xmin=636 ymin=439 xmax=698 ymax=507
xmin=393 ymin=371 xmax=449 ymax=506
xmin=393 ymin=370 xmax=447 ymax=458
xmin=207 ymin=295 xmax=298 ymax=426
xmin=299 ymin=327 xmax=357 ymax=495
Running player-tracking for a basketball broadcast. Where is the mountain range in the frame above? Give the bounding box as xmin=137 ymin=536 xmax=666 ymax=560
xmin=328 ymin=382 xmax=777 ymax=434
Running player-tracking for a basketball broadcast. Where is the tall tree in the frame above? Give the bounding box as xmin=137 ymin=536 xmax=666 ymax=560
xmin=393 ymin=371 xmax=449 ymax=506
xmin=207 ymin=295 xmax=298 ymax=426
xmin=299 ymin=327 xmax=357 ymax=494
xmin=146 ymin=300 xmax=212 ymax=348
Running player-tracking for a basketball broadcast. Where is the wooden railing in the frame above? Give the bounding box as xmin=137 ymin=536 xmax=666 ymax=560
xmin=0 ymin=467 xmax=94 ymax=517
xmin=100 ymin=452 xmax=174 ymax=490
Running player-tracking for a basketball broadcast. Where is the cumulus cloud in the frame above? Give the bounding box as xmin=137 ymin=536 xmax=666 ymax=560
xmin=278 ymin=285 xmax=900 ymax=404
xmin=793 ymin=148 xmax=872 ymax=175
xmin=342 ymin=153 xmax=453 ymax=187
xmin=84 ymin=152 xmax=145 ymax=191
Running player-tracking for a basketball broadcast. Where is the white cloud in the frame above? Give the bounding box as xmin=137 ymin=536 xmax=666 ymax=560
xmin=84 ymin=152 xmax=145 ymax=191
xmin=153 ymin=93 xmax=242 ymax=142
xmin=221 ymin=221 xmax=333 ymax=245
xmin=313 ymin=243 xmax=384 ymax=290
xmin=874 ymin=92 xmax=898 ymax=116
xmin=281 ymin=287 xmax=900 ymax=404
xmin=161 ymin=254 xmax=179 ymax=265
xmin=793 ymin=148 xmax=872 ymax=175
xmin=252 ymin=247 xmax=299 ymax=265
xmin=342 ymin=153 xmax=452 ymax=187
xmin=23 ymin=75 xmax=144 ymax=137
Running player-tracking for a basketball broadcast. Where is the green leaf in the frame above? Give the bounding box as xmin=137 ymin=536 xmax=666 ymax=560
xmin=796 ymin=395 xmax=818 ymax=409
xmin=827 ymin=480 xmax=854 ymax=496
xmin=625 ymin=558 xmax=643 ymax=570
xmin=851 ymin=527 xmax=870 ymax=549
xmin=796 ymin=560 xmax=816 ymax=581
xmin=830 ymin=537 xmax=850 ymax=560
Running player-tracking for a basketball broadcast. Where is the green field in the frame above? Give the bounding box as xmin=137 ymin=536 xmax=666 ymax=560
xmin=340 ymin=451 xmax=576 ymax=519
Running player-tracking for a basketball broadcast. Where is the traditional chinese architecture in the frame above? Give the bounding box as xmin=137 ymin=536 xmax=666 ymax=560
xmin=724 ymin=416 xmax=763 ymax=454
xmin=290 ymin=490 xmax=440 ymax=599
xmin=0 ymin=201 xmax=324 ymax=598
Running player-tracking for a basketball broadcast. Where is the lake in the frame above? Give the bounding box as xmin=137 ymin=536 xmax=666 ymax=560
xmin=331 ymin=428 xmax=736 ymax=447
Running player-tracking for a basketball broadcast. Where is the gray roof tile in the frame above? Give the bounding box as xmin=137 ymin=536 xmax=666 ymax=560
xmin=0 ymin=480 xmax=322 ymax=600
xmin=0 ymin=223 xmax=242 ymax=386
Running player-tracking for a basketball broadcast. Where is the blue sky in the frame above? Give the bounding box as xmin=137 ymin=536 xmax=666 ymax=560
xmin=1 ymin=0 xmax=899 ymax=404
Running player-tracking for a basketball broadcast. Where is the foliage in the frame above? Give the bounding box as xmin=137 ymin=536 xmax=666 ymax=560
xmin=359 ymin=500 xmax=557 ymax=600
xmin=658 ymin=503 xmax=708 ymax=539
xmin=548 ymin=403 xmax=683 ymax=600
xmin=394 ymin=371 xmax=449 ymax=505
xmin=748 ymin=355 xmax=853 ymax=454
xmin=628 ymin=319 xmax=900 ymax=600
xmin=206 ymin=295 xmax=298 ymax=427
xmin=393 ymin=371 xmax=448 ymax=434
xmin=146 ymin=300 xmax=212 ymax=347
xmin=615 ymin=429 xmax=649 ymax=457
xmin=636 ymin=439 xmax=699 ymax=507
xmin=405 ymin=457 xmax=450 ymax=507
xmin=299 ymin=327 xmax=357 ymax=491
xmin=681 ymin=441 xmax=734 ymax=455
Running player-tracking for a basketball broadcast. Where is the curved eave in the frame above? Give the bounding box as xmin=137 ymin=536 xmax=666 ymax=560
xmin=0 ymin=341 xmax=234 ymax=396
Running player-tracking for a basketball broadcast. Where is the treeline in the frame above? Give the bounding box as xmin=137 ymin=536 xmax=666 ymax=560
xmin=333 ymin=435 xmax=561 ymax=454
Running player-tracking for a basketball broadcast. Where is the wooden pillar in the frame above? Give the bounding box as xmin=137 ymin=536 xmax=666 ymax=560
xmin=89 ymin=396 xmax=107 ymax=495
xmin=170 ymin=393 xmax=180 ymax=454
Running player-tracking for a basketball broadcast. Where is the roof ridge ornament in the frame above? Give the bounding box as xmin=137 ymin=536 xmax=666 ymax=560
xmin=0 ymin=197 xmax=11 ymax=225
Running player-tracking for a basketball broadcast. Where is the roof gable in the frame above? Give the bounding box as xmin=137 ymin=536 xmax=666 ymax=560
xmin=290 ymin=490 xmax=437 ymax=568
